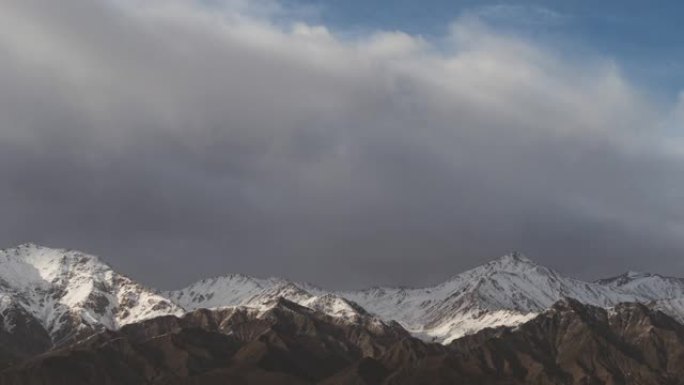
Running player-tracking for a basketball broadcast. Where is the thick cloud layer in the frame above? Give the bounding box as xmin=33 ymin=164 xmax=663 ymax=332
xmin=1 ymin=0 xmax=683 ymax=289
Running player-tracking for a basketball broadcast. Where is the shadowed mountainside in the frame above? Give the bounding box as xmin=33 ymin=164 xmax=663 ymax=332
xmin=3 ymin=298 xmax=684 ymax=385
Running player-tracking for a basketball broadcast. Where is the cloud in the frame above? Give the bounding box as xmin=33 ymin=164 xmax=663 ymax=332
xmin=468 ymin=4 xmax=570 ymax=27
xmin=0 ymin=0 xmax=683 ymax=289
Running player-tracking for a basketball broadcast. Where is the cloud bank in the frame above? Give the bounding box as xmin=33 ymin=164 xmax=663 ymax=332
xmin=0 ymin=0 xmax=683 ymax=289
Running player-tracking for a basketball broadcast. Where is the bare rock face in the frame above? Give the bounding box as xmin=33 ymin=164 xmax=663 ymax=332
xmin=3 ymin=298 xmax=684 ymax=385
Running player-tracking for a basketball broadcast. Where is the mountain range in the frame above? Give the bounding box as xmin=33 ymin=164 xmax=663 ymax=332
xmin=2 ymin=243 xmax=684 ymax=384
xmin=166 ymin=249 xmax=684 ymax=343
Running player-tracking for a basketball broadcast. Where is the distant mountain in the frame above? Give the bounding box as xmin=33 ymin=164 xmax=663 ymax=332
xmin=167 ymin=276 xmax=371 ymax=322
xmin=3 ymin=243 xmax=684 ymax=369
xmin=341 ymin=252 xmax=638 ymax=342
xmin=597 ymin=270 xmax=684 ymax=299
xmin=168 ymin=252 xmax=684 ymax=343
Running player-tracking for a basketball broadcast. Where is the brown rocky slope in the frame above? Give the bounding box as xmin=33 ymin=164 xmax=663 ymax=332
xmin=2 ymin=298 xmax=684 ymax=385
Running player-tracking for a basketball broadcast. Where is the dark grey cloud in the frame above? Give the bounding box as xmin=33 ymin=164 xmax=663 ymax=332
xmin=1 ymin=0 xmax=683 ymax=289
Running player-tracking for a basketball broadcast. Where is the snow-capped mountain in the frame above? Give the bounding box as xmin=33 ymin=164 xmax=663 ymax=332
xmin=0 ymin=244 xmax=183 ymax=345
xmin=4 ymin=244 xmax=684 ymax=347
xmin=341 ymin=253 xmax=640 ymax=342
xmin=166 ymin=274 xmax=288 ymax=310
xmin=168 ymin=277 xmax=369 ymax=321
xmin=597 ymin=271 xmax=684 ymax=300
xmin=168 ymin=252 xmax=684 ymax=343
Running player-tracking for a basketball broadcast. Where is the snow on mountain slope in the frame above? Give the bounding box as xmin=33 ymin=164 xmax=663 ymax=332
xmin=651 ymin=297 xmax=684 ymax=323
xmin=246 ymin=283 xmax=370 ymax=321
xmin=165 ymin=274 xmax=286 ymax=310
xmin=169 ymin=278 xmax=370 ymax=322
xmin=5 ymin=244 xmax=684 ymax=346
xmin=340 ymin=253 xmax=641 ymax=342
xmin=171 ymin=253 xmax=657 ymax=343
xmin=595 ymin=271 xmax=684 ymax=326
xmin=597 ymin=271 xmax=684 ymax=300
xmin=170 ymin=252 xmax=684 ymax=343
xmin=0 ymin=244 xmax=183 ymax=344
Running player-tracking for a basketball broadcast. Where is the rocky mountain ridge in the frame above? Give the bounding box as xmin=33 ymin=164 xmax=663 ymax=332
xmin=3 ymin=244 xmax=684 ymax=357
xmin=169 ymin=251 xmax=684 ymax=343
xmin=4 ymin=297 xmax=684 ymax=385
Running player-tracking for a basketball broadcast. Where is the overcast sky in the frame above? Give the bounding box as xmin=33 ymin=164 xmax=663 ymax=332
xmin=1 ymin=0 xmax=684 ymax=289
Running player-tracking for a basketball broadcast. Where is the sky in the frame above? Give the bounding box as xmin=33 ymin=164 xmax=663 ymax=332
xmin=292 ymin=0 xmax=684 ymax=96
xmin=1 ymin=0 xmax=684 ymax=289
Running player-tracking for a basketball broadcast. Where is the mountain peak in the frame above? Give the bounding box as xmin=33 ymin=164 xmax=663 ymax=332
xmin=9 ymin=243 xmax=66 ymax=254
xmin=0 ymin=244 xmax=109 ymax=288
xmin=495 ymin=252 xmax=534 ymax=265
xmin=438 ymin=252 xmax=544 ymax=292
xmin=0 ymin=245 xmax=184 ymax=344
xmin=4 ymin=243 xmax=102 ymax=265
xmin=474 ymin=252 xmax=539 ymax=275
xmin=15 ymin=242 xmax=40 ymax=250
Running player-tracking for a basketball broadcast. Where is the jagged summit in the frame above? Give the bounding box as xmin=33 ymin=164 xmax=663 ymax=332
xmin=352 ymin=252 xmax=539 ymax=294
xmin=439 ymin=251 xmax=544 ymax=286
xmin=6 ymin=242 xmax=44 ymax=251
xmin=496 ymin=251 xmax=534 ymax=264
xmin=481 ymin=251 xmax=539 ymax=271
xmin=5 ymin=242 xmax=100 ymax=260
